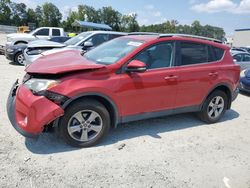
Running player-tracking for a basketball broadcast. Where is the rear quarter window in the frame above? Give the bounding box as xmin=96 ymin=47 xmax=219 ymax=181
xmin=212 ymin=46 xmax=224 ymax=61
xmin=52 ymin=29 xmax=61 ymax=36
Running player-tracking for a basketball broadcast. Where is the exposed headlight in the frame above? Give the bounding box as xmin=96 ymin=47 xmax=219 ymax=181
xmin=24 ymin=78 xmax=60 ymax=93
xmin=6 ymin=48 xmax=14 ymax=53
xmin=7 ymin=37 xmax=12 ymax=42
xmin=26 ymin=49 xmax=44 ymax=55
xmin=240 ymin=70 xmax=246 ymax=77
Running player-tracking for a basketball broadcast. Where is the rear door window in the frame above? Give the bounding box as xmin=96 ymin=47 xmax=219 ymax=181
xmin=86 ymin=34 xmax=109 ymax=47
xmin=243 ymin=54 xmax=250 ymax=62
xmin=234 ymin=54 xmax=243 ymax=62
xmin=52 ymin=29 xmax=61 ymax=36
xmin=180 ymin=42 xmax=208 ymax=66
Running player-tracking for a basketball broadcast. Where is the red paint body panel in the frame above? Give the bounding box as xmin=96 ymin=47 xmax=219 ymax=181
xmin=15 ymin=85 xmax=64 ymax=134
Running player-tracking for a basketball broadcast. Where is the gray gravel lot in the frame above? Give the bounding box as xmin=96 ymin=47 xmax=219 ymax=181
xmin=0 ymin=33 xmax=250 ymax=188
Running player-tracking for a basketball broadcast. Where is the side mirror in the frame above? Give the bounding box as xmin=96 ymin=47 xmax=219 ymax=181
xmin=126 ymin=60 xmax=147 ymax=73
xmin=83 ymin=41 xmax=93 ymax=48
xmin=233 ymin=59 xmax=237 ymax=63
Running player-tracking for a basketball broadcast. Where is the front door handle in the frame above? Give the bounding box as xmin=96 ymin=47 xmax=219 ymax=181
xmin=164 ymin=75 xmax=178 ymax=81
xmin=208 ymin=72 xmax=218 ymax=77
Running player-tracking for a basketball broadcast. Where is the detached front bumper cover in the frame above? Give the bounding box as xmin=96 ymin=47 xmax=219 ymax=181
xmin=6 ymin=80 xmax=37 ymax=138
xmin=6 ymin=80 xmax=64 ymax=138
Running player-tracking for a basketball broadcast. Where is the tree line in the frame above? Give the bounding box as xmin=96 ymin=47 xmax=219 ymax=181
xmin=0 ymin=0 xmax=225 ymax=39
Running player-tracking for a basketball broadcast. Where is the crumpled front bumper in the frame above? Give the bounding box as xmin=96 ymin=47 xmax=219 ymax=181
xmin=6 ymin=80 xmax=64 ymax=138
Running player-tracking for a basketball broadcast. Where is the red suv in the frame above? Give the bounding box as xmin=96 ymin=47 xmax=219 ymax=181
xmin=7 ymin=34 xmax=240 ymax=147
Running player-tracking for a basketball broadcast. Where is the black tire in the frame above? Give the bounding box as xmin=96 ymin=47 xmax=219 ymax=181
xmin=198 ymin=90 xmax=228 ymax=124
xmin=58 ymin=99 xmax=110 ymax=147
xmin=14 ymin=52 xmax=24 ymax=65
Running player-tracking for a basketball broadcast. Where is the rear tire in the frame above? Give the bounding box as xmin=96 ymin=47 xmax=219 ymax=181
xmin=198 ymin=90 xmax=228 ymax=124
xmin=59 ymin=99 xmax=110 ymax=147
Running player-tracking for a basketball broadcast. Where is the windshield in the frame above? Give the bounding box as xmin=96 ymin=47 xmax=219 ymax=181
xmin=84 ymin=38 xmax=144 ymax=65
xmin=64 ymin=32 xmax=92 ymax=46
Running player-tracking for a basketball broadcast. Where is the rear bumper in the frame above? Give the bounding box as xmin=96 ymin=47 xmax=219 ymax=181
xmin=6 ymin=80 xmax=64 ymax=138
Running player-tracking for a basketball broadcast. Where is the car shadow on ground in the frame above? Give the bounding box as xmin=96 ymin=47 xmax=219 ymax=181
xmin=25 ymin=109 xmax=240 ymax=154
xmin=8 ymin=61 xmax=22 ymax=66
xmin=239 ymin=91 xmax=250 ymax=97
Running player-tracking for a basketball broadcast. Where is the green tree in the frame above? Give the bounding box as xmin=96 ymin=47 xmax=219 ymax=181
xmin=0 ymin=0 xmax=12 ymax=25
xmin=35 ymin=6 xmax=43 ymax=27
xmin=26 ymin=8 xmax=36 ymax=24
xmin=99 ymin=6 xmax=121 ymax=31
xmin=10 ymin=2 xmax=27 ymax=26
xmin=63 ymin=9 xmax=79 ymax=31
xmin=121 ymin=13 xmax=139 ymax=32
xmin=41 ymin=2 xmax=62 ymax=27
xmin=78 ymin=5 xmax=100 ymax=23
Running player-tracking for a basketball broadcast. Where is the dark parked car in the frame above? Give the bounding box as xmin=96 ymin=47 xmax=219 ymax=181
xmin=5 ymin=36 xmax=71 ymax=65
xmin=239 ymin=69 xmax=250 ymax=93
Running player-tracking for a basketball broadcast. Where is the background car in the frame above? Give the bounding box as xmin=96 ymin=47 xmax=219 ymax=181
xmin=231 ymin=51 xmax=250 ymax=70
xmin=239 ymin=69 xmax=250 ymax=93
xmin=6 ymin=27 xmax=65 ymax=47
xmin=5 ymin=36 xmax=70 ymax=65
xmin=23 ymin=30 xmax=127 ymax=66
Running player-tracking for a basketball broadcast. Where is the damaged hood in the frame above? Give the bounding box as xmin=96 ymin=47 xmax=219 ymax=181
xmin=26 ymin=50 xmax=105 ymax=74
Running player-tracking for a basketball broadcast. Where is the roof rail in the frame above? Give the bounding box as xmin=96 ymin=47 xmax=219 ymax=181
xmin=159 ymin=33 xmax=222 ymax=43
xmin=128 ymin=32 xmax=160 ymax=36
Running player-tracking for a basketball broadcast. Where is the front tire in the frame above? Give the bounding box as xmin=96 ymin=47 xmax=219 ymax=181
xmin=14 ymin=52 xmax=24 ymax=65
xmin=199 ymin=90 xmax=228 ymax=124
xmin=59 ymin=99 xmax=110 ymax=147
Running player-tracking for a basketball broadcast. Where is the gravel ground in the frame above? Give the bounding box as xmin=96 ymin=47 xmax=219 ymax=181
xmin=0 ymin=33 xmax=250 ymax=188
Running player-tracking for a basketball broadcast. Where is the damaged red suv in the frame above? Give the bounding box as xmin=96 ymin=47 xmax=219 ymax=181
xmin=7 ymin=34 xmax=240 ymax=147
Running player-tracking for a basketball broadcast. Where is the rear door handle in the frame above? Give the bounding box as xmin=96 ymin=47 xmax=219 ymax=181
xmin=164 ymin=75 xmax=178 ymax=81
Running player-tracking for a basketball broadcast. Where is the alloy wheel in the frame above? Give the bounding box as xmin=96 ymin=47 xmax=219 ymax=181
xmin=17 ymin=54 xmax=24 ymax=65
xmin=207 ymin=96 xmax=225 ymax=119
xmin=67 ymin=110 xmax=103 ymax=142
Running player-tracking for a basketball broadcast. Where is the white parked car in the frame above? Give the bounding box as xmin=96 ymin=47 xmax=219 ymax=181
xmin=231 ymin=51 xmax=250 ymax=70
xmin=23 ymin=31 xmax=126 ymax=66
xmin=6 ymin=27 xmax=65 ymax=47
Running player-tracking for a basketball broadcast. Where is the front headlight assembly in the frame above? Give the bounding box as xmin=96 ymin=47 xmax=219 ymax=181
xmin=24 ymin=78 xmax=69 ymax=105
xmin=7 ymin=37 xmax=12 ymax=42
xmin=26 ymin=49 xmax=44 ymax=55
xmin=24 ymin=78 xmax=60 ymax=93
xmin=6 ymin=48 xmax=15 ymax=53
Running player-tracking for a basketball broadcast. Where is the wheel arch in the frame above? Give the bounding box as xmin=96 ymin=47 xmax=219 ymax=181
xmin=14 ymin=41 xmax=28 ymax=45
xmin=202 ymin=83 xmax=233 ymax=110
xmin=59 ymin=92 xmax=120 ymax=129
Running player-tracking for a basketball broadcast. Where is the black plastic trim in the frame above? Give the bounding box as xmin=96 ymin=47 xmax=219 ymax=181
xmin=121 ymin=105 xmax=200 ymax=123
xmin=53 ymin=92 xmax=120 ymax=128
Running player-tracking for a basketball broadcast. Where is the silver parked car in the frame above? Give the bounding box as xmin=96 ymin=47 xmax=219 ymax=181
xmin=232 ymin=51 xmax=250 ymax=70
xmin=23 ymin=31 xmax=127 ymax=66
